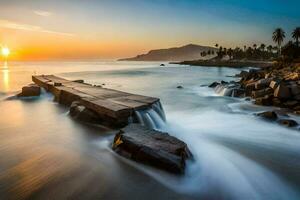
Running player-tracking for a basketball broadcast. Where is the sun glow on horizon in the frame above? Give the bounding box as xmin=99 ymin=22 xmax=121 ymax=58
xmin=1 ymin=47 xmax=10 ymax=57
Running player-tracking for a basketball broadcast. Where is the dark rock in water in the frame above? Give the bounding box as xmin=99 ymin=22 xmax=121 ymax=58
xmin=237 ymin=70 xmax=249 ymax=78
xmin=73 ymin=79 xmax=84 ymax=83
xmin=231 ymin=88 xmax=245 ymax=97
xmin=277 ymin=119 xmax=298 ymax=127
xmin=160 ymin=64 xmax=165 ymax=66
xmin=69 ymin=101 xmax=100 ymax=123
xmin=221 ymin=80 xmax=228 ymax=85
xmin=177 ymin=86 xmax=183 ymax=89
xmin=18 ymin=83 xmax=41 ymax=97
xmin=112 ymin=124 xmax=193 ymax=174
xmin=257 ymin=111 xmax=278 ymax=121
xmin=208 ymin=82 xmax=220 ymax=88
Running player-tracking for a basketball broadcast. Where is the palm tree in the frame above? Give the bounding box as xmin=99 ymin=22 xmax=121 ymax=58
xmin=267 ymin=45 xmax=273 ymax=53
xmin=215 ymin=44 xmax=219 ymax=48
xmin=292 ymin=27 xmax=300 ymax=47
xmin=253 ymin=44 xmax=257 ymax=50
xmin=243 ymin=45 xmax=247 ymax=52
xmin=272 ymin=28 xmax=285 ymax=56
xmin=260 ymin=44 xmax=266 ymax=51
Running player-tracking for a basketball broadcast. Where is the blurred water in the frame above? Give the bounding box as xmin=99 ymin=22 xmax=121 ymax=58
xmin=0 ymin=61 xmax=299 ymax=199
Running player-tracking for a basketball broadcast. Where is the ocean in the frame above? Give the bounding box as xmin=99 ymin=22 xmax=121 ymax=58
xmin=0 ymin=61 xmax=300 ymax=199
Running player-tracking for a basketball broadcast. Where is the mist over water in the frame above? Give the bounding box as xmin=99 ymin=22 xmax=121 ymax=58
xmin=0 ymin=61 xmax=300 ymax=199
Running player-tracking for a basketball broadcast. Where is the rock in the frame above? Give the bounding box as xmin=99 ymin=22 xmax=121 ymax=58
xmin=245 ymin=82 xmax=256 ymax=96
xmin=69 ymin=101 xmax=100 ymax=123
xmin=208 ymin=82 xmax=220 ymax=88
xmin=251 ymin=88 xmax=273 ymax=98
xmin=272 ymin=98 xmax=282 ymax=106
xmin=231 ymin=88 xmax=245 ymax=97
xmin=221 ymin=80 xmax=228 ymax=85
xmin=289 ymin=84 xmax=300 ymax=96
xmin=274 ymin=84 xmax=291 ymax=99
xmin=284 ymin=72 xmax=299 ymax=81
xmin=283 ymin=100 xmax=299 ymax=108
xmin=255 ymin=78 xmax=273 ymax=90
xmin=160 ymin=64 xmax=165 ymax=66
xmin=294 ymin=95 xmax=300 ymax=101
xmin=257 ymin=111 xmax=278 ymax=121
xmin=237 ymin=70 xmax=249 ymax=78
xmin=269 ymin=80 xmax=279 ymax=89
xmin=278 ymin=119 xmax=298 ymax=127
xmin=254 ymin=95 xmax=273 ymax=106
xmin=73 ymin=79 xmax=84 ymax=83
xmin=112 ymin=124 xmax=193 ymax=174
xmin=177 ymin=86 xmax=183 ymax=89
xmin=18 ymin=83 xmax=41 ymax=97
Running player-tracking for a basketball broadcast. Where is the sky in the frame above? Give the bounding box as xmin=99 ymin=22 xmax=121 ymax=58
xmin=0 ymin=0 xmax=300 ymax=61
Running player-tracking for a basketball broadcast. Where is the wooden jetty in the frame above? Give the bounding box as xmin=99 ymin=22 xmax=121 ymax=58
xmin=32 ymin=75 xmax=159 ymax=126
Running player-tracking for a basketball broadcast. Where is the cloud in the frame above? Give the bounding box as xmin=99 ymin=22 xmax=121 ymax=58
xmin=34 ymin=10 xmax=53 ymax=17
xmin=0 ymin=19 xmax=75 ymax=37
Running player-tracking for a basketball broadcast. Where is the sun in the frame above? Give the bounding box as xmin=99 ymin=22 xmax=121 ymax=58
xmin=2 ymin=47 xmax=10 ymax=57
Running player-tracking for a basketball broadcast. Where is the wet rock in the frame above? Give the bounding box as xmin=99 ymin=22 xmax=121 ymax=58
xmin=160 ymin=64 xmax=165 ymax=66
xmin=18 ymin=83 xmax=41 ymax=97
xmin=208 ymin=82 xmax=220 ymax=88
xmin=112 ymin=124 xmax=193 ymax=174
xmin=257 ymin=111 xmax=278 ymax=121
xmin=255 ymin=78 xmax=273 ymax=90
xmin=251 ymin=88 xmax=273 ymax=98
xmin=231 ymin=88 xmax=245 ymax=97
xmin=254 ymin=95 xmax=273 ymax=106
xmin=73 ymin=79 xmax=84 ymax=83
xmin=177 ymin=86 xmax=183 ymax=89
xmin=69 ymin=101 xmax=100 ymax=123
xmin=283 ymin=101 xmax=299 ymax=108
xmin=278 ymin=119 xmax=298 ymax=127
xmin=289 ymin=84 xmax=300 ymax=96
xmin=221 ymin=80 xmax=228 ymax=85
xmin=274 ymin=84 xmax=291 ymax=99
xmin=272 ymin=98 xmax=282 ymax=107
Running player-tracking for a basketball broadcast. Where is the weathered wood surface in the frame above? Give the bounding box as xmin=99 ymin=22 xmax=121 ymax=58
xmin=32 ymin=75 xmax=159 ymax=126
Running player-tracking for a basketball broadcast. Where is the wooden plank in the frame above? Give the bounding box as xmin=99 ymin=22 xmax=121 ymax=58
xmin=32 ymin=75 xmax=159 ymax=126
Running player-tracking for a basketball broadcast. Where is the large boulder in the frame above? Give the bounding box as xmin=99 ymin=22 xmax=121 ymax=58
xmin=274 ymin=84 xmax=291 ymax=99
xmin=18 ymin=83 xmax=41 ymax=97
xmin=112 ymin=124 xmax=193 ymax=174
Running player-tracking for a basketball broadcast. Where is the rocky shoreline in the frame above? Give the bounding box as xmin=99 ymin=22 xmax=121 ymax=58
xmin=173 ymin=60 xmax=273 ymax=68
xmin=209 ymin=62 xmax=300 ymax=129
xmin=16 ymin=76 xmax=193 ymax=175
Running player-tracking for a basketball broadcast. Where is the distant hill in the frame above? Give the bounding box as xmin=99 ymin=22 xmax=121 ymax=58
xmin=118 ymin=44 xmax=217 ymax=61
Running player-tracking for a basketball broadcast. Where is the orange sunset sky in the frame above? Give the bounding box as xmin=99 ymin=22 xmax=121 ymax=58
xmin=1 ymin=0 xmax=300 ymax=61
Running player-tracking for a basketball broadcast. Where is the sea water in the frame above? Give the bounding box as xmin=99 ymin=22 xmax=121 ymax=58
xmin=0 ymin=61 xmax=299 ymax=199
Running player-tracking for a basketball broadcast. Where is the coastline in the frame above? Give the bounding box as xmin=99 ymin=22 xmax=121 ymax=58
xmin=172 ymin=60 xmax=273 ymax=68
